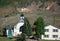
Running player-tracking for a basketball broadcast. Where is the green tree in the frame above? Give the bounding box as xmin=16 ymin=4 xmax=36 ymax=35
xmin=24 ymin=18 xmax=32 ymax=36
xmin=34 ymin=17 xmax=45 ymax=41
xmin=0 ymin=0 xmax=11 ymax=6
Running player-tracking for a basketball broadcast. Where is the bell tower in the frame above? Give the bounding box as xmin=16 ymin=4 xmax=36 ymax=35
xmin=19 ymin=12 xmax=24 ymax=23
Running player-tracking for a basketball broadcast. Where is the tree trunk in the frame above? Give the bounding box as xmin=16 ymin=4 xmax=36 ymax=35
xmin=37 ymin=38 xmax=40 ymax=41
xmin=37 ymin=35 xmax=41 ymax=41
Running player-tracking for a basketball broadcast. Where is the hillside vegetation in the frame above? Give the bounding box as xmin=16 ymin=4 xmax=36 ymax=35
xmin=0 ymin=0 xmax=60 ymax=17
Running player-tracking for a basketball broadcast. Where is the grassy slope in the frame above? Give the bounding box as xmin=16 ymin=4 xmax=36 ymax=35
xmin=0 ymin=37 xmax=15 ymax=41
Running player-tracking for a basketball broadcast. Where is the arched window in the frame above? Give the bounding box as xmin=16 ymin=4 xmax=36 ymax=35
xmin=19 ymin=26 xmax=24 ymax=32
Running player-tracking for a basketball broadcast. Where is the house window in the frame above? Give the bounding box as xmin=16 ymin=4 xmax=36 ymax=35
xmin=45 ymin=29 xmax=49 ymax=32
xmin=53 ymin=29 xmax=58 ymax=32
xmin=53 ymin=35 xmax=58 ymax=38
xmin=44 ymin=35 xmax=49 ymax=38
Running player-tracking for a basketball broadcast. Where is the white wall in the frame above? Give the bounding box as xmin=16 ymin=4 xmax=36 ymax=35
xmin=13 ymin=23 xmax=24 ymax=37
xmin=41 ymin=25 xmax=60 ymax=40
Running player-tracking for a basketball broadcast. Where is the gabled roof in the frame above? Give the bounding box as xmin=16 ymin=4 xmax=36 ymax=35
xmin=45 ymin=25 xmax=59 ymax=29
xmin=5 ymin=24 xmax=14 ymax=29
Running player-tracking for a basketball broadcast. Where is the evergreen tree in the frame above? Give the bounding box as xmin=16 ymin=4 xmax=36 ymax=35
xmin=34 ymin=17 xmax=45 ymax=39
xmin=0 ymin=0 xmax=11 ymax=6
xmin=24 ymin=18 xmax=32 ymax=36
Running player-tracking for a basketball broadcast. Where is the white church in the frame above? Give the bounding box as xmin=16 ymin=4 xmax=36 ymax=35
xmin=6 ymin=12 xmax=24 ymax=37
xmin=13 ymin=13 xmax=24 ymax=37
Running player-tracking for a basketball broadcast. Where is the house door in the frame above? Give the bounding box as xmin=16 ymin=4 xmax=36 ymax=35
xmin=7 ymin=29 xmax=12 ymax=37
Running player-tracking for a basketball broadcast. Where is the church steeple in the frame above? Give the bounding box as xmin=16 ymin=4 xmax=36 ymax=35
xmin=20 ymin=12 xmax=24 ymax=17
xmin=20 ymin=8 xmax=24 ymax=17
xmin=19 ymin=9 xmax=24 ymax=23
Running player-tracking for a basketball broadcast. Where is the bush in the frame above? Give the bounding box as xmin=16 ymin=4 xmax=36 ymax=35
xmin=5 ymin=15 xmax=9 ymax=17
xmin=16 ymin=33 xmax=26 ymax=41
